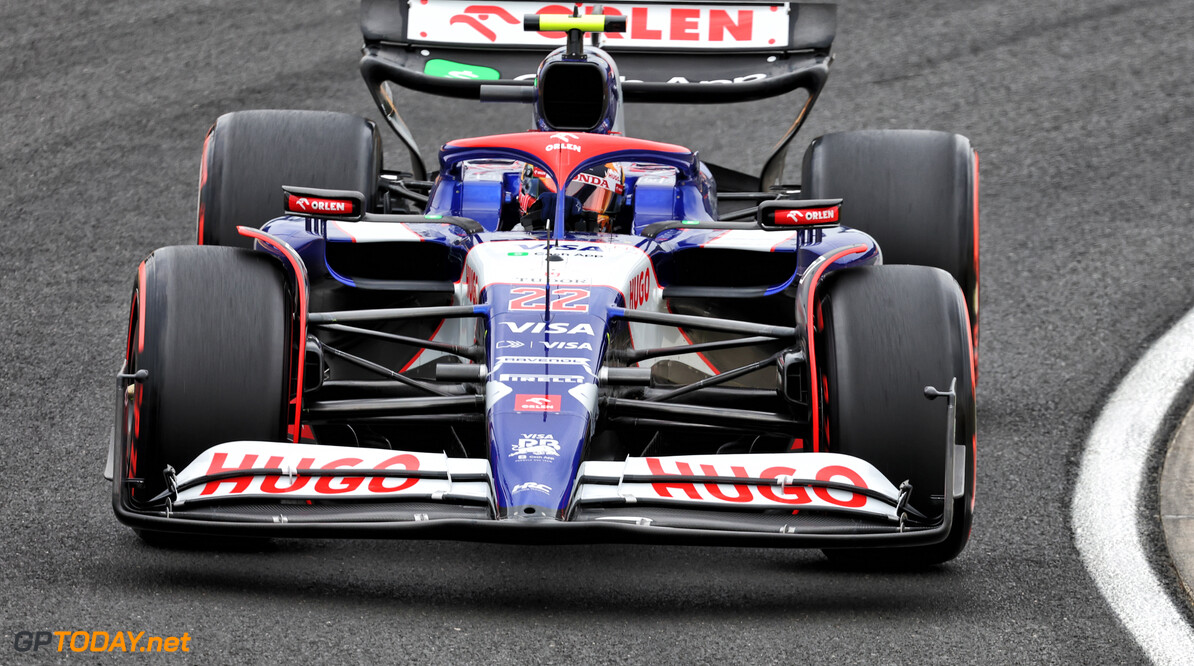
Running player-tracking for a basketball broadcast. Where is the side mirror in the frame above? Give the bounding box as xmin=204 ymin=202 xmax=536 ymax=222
xmin=281 ymin=186 xmax=366 ymax=221
xmin=757 ymin=198 xmax=842 ymax=230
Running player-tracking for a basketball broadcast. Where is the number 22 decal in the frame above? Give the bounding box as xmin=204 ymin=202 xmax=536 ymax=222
xmin=509 ymin=287 xmax=590 ymax=312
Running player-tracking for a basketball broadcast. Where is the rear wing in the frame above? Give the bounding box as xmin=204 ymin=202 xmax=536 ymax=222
xmin=361 ymin=1 xmax=833 ymax=102
xmin=360 ymin=1 xmax=835 ymax=184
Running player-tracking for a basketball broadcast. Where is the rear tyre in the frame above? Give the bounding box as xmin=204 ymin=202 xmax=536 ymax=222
xmin=817 ymin=265 xmax=975 ymax=566
xmin=123 ymin=245 xmax=290 ymax=515
xmin=802 ymin=130 xmax=979 ymax=360
xmin=198 ymin=110 xmax=382 ymax=248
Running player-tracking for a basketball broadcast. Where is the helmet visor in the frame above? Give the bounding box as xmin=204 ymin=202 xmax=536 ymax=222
xmin=566 ymin=167 xmax=623 ymax=215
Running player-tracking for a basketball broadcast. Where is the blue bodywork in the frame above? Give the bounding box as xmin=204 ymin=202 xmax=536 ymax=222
xmin=253 ymin=141 xmax=879 ymax=518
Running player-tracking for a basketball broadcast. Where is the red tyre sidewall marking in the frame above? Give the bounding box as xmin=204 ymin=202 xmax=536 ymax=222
xmin=126 ymin=277 xmax=143 ymax=481
xmin=971 ymin=150 xmax=981 ymax=375
xmin=196 ymin=127 xmax=214 ymax=244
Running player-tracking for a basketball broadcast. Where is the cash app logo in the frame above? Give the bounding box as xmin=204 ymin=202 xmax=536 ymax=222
xmin=424 ymin=59 xmax=500 ymax=80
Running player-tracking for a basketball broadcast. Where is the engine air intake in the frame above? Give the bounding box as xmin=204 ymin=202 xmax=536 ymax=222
xmin=538 ymin=62 xmax=607 ymax=132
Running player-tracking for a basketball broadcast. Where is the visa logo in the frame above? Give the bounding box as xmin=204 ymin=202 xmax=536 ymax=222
xmin=541 ymin=341 xmax=593 ymax=350
xmin=500 ymin=322 xmax=595 ymax=335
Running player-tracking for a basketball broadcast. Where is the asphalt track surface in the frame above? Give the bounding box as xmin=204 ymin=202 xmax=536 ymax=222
xmin=3 ymin=1 xmax=1194 ymax=663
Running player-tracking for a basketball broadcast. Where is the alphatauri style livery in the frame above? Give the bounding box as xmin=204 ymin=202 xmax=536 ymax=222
xmin=110 ymin=1 xmax=979 ymax=565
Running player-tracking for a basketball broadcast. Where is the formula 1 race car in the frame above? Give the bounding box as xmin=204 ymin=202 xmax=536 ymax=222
xmin=108 ymin=1 xmax=978 ymax=565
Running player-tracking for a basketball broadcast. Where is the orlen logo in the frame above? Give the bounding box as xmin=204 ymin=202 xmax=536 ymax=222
xmin=448 ymin=5 xmax=520 ymax=42
xmin=546 ymin=132 xmax=582 ymax=153
xmin=778 ymin=207 xmax=839 ymax=225
xmin=287 ymin=195 xmax=351 ymax=215
xmin=425 ymin=4 xmax=783 ymax=47
xmin=618 ymin=6 xmax=757 ymax=42
xmin=514 ymin=394 xmax=562 ymax=412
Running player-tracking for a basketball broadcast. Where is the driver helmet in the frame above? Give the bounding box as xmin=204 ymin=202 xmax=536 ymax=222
xmin=518 ymin=162 xmax=625 ymax=232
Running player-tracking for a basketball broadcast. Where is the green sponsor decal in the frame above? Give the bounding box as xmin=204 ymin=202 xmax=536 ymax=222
xmin=507 ymin=251 xmax=529 ymax=256
xmin=424 ymin=59 xmax=500 ymax=81
xmin=423 ymin=214 xmax=443 ymax=220
xmin=681 ymin=220 xmax=700 ymax=225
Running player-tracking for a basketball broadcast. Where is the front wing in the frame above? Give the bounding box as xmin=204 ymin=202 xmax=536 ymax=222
xmin=113 ymin=439 xmax=963 ymax=548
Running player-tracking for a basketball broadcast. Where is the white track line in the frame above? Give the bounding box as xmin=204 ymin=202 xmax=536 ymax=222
xmin=1073 ymin=307 xmax=1194 ymax=664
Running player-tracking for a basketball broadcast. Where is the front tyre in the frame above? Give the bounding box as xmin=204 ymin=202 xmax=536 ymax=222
xmin=120 ymin=245 xmax=291 ymax=517
xmin=817 ymin=265 xmax=976 ymax=566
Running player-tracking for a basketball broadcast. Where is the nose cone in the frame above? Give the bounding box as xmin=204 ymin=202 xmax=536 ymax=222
xmin=487 ymin=410 xmax=592 ymax=519
xmin=479 ymin=274 xmax=627 ymax=520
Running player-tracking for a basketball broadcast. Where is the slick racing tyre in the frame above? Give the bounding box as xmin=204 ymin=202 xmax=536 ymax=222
xmin=121 ymin=245 xmax=290 ymax=519
xmin=816 ymin=265 xmax=976 ymax=566
xmin=197 ymin=110 xmax=382 ymax=248
xmin=801 ymin=130 xmax=979 ymax=362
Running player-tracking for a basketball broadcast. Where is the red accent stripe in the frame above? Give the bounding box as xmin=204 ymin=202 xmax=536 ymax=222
xmin=678 ymin=326 xmax=719 ymax=375
xmin=237 ymin=227 xmax=308 ymax=443
xmin=807 ymin=245 xmax=869 ymax=453
xmin=330 ymin=220 xmax=357 ymax=243
xmin=399 ymin=318 xmax=447 ymax=373
xmin=768 ymin=231 xmax=800 ymax=252
xmin=196 ymin=128 xmax=214 ymax=244
xmin=699 ymin=230 xmax=730 ymax=248
xmin=664 ymin=301 xmax=719 ymax=375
